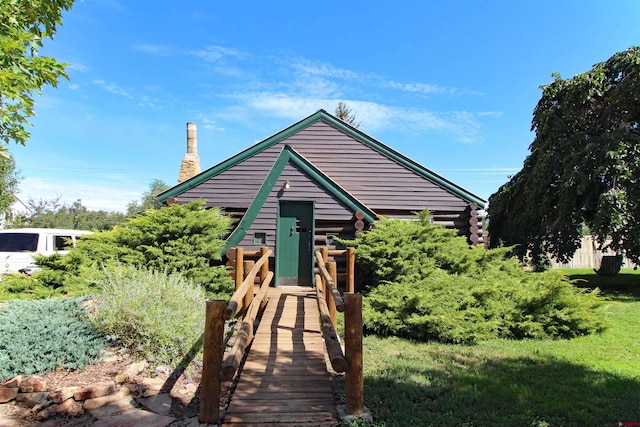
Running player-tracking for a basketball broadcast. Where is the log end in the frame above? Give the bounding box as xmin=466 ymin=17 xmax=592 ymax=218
xmin=219 ymin=365 xmax=237 ymax=381
xmin=330 ymin=356 xmax=349 ymax=374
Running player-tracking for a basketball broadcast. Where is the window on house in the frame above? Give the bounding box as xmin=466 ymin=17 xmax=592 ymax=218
xmin=253 ymin=232 xmax=267 ymax=246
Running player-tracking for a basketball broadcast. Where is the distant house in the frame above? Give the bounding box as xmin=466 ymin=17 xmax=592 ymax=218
xmin=158 ymin=110 xmax=486 ymax=287
xmin=1 ymin=195 xmax=32 ymax=229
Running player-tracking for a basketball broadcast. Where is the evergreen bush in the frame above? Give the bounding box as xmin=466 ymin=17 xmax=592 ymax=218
xmin=0 ymin=297 xmax=106 ymax=381
xmin=26 ymin=201 xmax=233 ymax=299
xmin=347 ymin=211 xmax=605 ymax=344
xmin=89 ymin=264 xmax=207 ymax=368
xmin=0 ymin=274 xmax=56 ymax=301
xmin=0 ymin=254 xmax=102 ymax=301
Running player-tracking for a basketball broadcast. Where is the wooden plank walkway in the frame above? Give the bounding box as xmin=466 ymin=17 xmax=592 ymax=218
xmin=222 ymin=287 xmax=338 ymax=426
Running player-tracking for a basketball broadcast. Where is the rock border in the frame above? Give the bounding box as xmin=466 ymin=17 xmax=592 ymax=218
xmin=0 ymin=359 xmax=210 ymax=427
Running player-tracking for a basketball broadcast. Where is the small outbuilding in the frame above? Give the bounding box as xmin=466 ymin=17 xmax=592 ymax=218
xmin=158 ymin=109 xmax=486 ymax=287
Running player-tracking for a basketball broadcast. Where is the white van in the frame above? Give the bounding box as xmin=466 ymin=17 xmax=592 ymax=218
xmin=0 ymin=228 xmax=92 ymax=275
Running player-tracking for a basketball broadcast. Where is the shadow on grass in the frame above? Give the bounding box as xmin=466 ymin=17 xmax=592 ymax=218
xmin=364 ymin=352 xmax=640 ymax=427
xmin=569 ymin=273 xmax=640 ymax=302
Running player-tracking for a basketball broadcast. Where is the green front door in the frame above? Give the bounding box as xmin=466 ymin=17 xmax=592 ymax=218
xmin=276 ymin=201 xmax=313 ymax=286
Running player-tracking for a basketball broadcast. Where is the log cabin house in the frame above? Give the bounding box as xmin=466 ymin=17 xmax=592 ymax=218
xmin=158 ymin=109 xmax=486 ymax=288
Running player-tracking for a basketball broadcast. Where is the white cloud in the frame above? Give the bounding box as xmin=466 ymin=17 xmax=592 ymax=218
xmin=224 ymin=92 xmax=484 ymax=143
xmin=191 ymin=45 xmax=246 ymax=63
xmin=239 ymin=93 xmax=326 ymax=121
xmin=67 ymin=62 xmax=89 ymax=73
xmin=133 ymin=44 xmax=174 ymax=56
xmin=17 ymin=177 xmax=144 ymax=213
xmin=287 ymin=58 xmax=360 ymax=80
xmin=384 ymin=80 xmax=456 ymax=95
xmin=92 ymin=79 xmax=134 ymax=99
xmin=201 ymin=118 xmax=225 ymax=131
xmin=477 ymin=111 xmax=504 ymax=118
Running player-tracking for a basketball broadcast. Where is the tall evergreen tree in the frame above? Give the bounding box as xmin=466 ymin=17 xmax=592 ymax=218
xmin=334 ymin=101 xmax=360 ymax=128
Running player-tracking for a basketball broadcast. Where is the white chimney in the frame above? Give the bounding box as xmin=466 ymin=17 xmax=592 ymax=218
xmin=178 ymin=122 xmax=201 ymax=183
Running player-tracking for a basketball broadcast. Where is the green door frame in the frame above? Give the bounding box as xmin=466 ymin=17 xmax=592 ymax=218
xmin=276 ymin=200 xmax=315 ymax=287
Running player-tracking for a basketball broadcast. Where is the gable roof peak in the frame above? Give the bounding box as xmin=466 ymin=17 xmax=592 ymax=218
xmin=158 ymin=109 xmax=486 ymax=208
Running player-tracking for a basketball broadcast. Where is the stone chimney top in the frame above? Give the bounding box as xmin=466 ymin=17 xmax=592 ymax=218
xmin=178 ymin=122 xmax=201 ymax=183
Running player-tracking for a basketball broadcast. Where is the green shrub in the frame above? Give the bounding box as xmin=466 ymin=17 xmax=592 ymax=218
xmin=30 ymin=201 xmax=233 ymax=299
xmin=0 ymin=297 xmax=106 ymax=381
xmin=0 ymin=254 xmax=102 ymax=301
xmin=348 ymin=210 xmax=605 ymax=344
xmin=0 ymin=274 xmax=57 ymax=301
xmin=89 ymin=264 xmax=208 ymax=368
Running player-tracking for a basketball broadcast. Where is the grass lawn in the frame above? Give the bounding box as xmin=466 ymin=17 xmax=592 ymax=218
xmin=356 ymin=269 xmax=640 ymax=427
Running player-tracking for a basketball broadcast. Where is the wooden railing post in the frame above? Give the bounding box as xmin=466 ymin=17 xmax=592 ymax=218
xmin=200 ymin=300 xmax=226 ymax=424
xmin=344 ymin=293 xmax=364 ymax=416
xmin=242 ymin=260 xmax=255 ymax=318
xmin=321 ymin=246 xmax=329 ymax=265
xmin=260 ymin=246 xmax=269 ymax=284
xmin=234 ymin=247 xmax=244 ymax=291
xmin=346 ymin=247 xmax=355 ymax=294
xmin=327 ymin=261 xmax=338 ymax=329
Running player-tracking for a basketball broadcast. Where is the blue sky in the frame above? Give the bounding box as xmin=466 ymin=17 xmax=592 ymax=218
xmin=12 ymin=0 xmax=640 ymax=212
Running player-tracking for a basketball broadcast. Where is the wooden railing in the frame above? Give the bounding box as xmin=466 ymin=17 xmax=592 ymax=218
xmin=199 ymin=246 xmax=365 ymax=423
xmin=200 ymin=247 xmax=273 ymax=425
xmin=315 ymin=247 xmax=365 ymax=417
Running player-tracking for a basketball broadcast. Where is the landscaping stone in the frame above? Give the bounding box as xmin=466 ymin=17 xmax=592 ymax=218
xmin=93 ymin=408 xmax=176 ymax=427
xmin=0 ymin=419 xmax=22 ymax=427
xmin=0 ymin=357 xmax=213 ymax=426
xmin=37 ymin=413 xmax=97 ymax=426
xmin=336 ymin=404 xmax=374 ymax=424
xmin=36 ymin=398 xmax=83 ymax=420
xmin=15 ymin=391 xmax=49 ymax=407
xmin=88 ymin=394 xmax=138 ymax=419
xmin=137 ymin=392 xmax=173 ymax=415
xmin=126 ymin=360 xmax=149 ymax=377
xmin=0 ymin=386 xmax=18 ymax=403
xmin=19 ymin=376 xmax=46 ymax=393
xmin=73 ymin=381 xmax=116 ymax=401
xmin=1 ymin=376 xmax=22 ymax=389
xmin=141 ymin=377 xmax=166 ymax=397
xmin=170 ymin=416 xmax=209 ymax=427
xmin=30 ymin=399 xmax=54 ymax=414
xmin=48 ymin=386 xmax=78 ymax=403
xmin=83 ymin=386 xmax=131 ymax=411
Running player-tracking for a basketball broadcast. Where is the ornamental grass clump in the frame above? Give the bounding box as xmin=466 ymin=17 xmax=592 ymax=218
xmin=348 ymin=210 xmax=605 ymax=344
xmin=90 ymin=264 xmax=207 ymax=368
xmin=0 ymin=297 xmax=106 ymax=381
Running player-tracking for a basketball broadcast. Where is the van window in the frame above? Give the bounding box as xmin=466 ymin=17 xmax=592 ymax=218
xmin=54 ymin=235 xmax=73 ymax=251
xmin=0 ymin=233 xmax=39 ymax=252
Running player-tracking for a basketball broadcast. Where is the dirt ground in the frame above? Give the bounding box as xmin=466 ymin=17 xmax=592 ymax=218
xmin=0 ymin=348 xmax=212 ymax=426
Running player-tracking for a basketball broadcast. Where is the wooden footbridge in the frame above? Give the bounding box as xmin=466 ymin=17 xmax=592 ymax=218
xmin=199 ymin=247 xmax=365 ymax=426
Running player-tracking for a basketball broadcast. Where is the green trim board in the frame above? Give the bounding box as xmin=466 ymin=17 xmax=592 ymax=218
xmin=222 ymin=145 xmax=377 ymax=254
xmin=157 ymin=109 xmax=486 ymax=208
